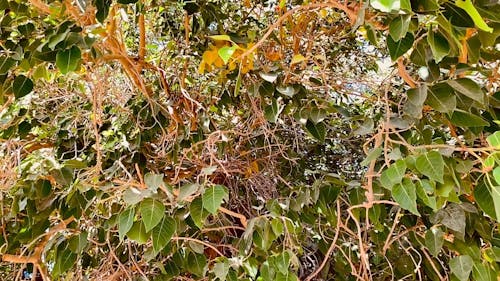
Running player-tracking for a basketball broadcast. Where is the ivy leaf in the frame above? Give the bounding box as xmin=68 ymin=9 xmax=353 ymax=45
xmin=68 ymin=232 xmax=88 ymax=254
xmin=451 ymin=110 xmax=489 ymax=127
xmin=12 ymin=75 xmax=34 ymax=98
xmin=416 ymin=151 xmax=445 ymax=183
xmin=472 ymin=262 xmax=496 ymax=281
xmin=389 ymin=15 xmax=411 ymax=41
xmin=392 ymin=178 xmax=420 ymax=215
xmin=455 ymin=0 xmax=493 ymax=32
xmin=127 ymin=221 xmax=149 ymax=244
xmin=118 ymin=207 xmax=135 ymax=241
xmin=264 ymin=98 xmax=281 ymax=123
xmin=144 ymin=173 xmax=164 ymax=192
xmin=305 ymin=120 xmax=326 ymax=142
xmin=425 ymin=228 xmax=444 ymax=257
xmin=152 ymin=217 xmax=176 ymax=252
xmin=178 ymin=183 xmax=199 ymax=202
xmin=202 ymin=185 xmax=228 ymax=214
xmin=0 ymin=56 xmax=16 ymax=74
xmin=474 ymin=183 xmax=496 ymax=219
xmin=190 ymin=197 xmax=209 ymax=228
xmin=53 ymin=248 xmax=77 ymax=278
xmin=139 ymin=198 xmax=165 ymax=232
xmin=186 ymin=252 xmax=207 ymax=277
xmin=447 ymin=78 xmax=485 ymax=105
xmin=370 ymin=0 xmax=401 ymax=12
xmin=487 ymin=131 xmax=500 ymax=148
xmin=450 ymin=255 xmax=473 ymax=281
xmin=56 ymin=46 xmax=81 ymax=74
xmin=443 ymin=3 xmax=474 ymax=28
xmin=387 ymin=33 xmax=414 ymax=61
xmin=94 ymin=0 xmax=112 ymax=23
xmin=427 ymin=83 xmax=456 ymax=113
xmin=218 ymin=45 xmax=237 ymax=64
xmin=380 ymin=159 xmax=407 ymax=190
xmin=427 ymin=30 xmax=449 ymax=63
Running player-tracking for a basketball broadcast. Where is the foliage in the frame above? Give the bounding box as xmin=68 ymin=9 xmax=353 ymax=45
xmin=0 ymin=0 xmax=499 ymax=280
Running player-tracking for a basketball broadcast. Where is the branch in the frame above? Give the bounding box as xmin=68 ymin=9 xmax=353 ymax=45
xmin=397 ymin=57 xmax=416 ymax=88
xmin=239 ymin=1 xmax=357 ymax=59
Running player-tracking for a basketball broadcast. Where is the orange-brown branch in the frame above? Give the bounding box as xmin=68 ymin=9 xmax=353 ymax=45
xmin=138 ymin=13 xmax=146 ymax=63
xmin=397 ymin=57 xmax=416 ymax=88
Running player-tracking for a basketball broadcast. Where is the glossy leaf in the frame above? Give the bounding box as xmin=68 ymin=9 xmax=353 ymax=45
xmin=447 ymin=78 xmax=485 ymax=105
xmin=392 ymin=178 xmax=419 ymax=215
xmin=305 ymin=120 xmax=326 ymax=142
xmin=387 ymin=33 xmax=414 ymax=61
xmin=389 ymin=15 xmax=411 ymax=41
xmin=152 ymin=217 xmax=176 ymax=252
xmin=190 ymin=197 xmax=209 ymax=228
xmin=487 ymin=131 xmax=500 ymax=148
xmin=425 ymin=228 xmax=444 ymax=257
xmin=56 ymin=46 xmax=81 ymax=74
xmin=451 ymin=110 xmax=489 ymax=127
xmin=12 ymin=75 xmax=34 ymax=98
xmin=427 ymin=30 xmax=449 ymax=63
xmin=0 ymin=56 xmax=16 ymax=74
xmin=450 ymin=255 xmax=473 ymax=281
xmin=127 ymin=221 xmax=149 ymax=244
xmin=118 ymin=207 xmax=135 ymax=241
xmin=380 ymin=159 xmax=407 ymax=190
xmin=455 ymin=0 xmax=493 ymax=32
xmin=202 ymin=185 xmax=228 ymax=214
xmin=264 ymin=99 xmax=281 ymax=123
xmin=139 ymin=198 xmax=165 ymax=232
xmin=416 ymin=151 xmax=445 ymax=184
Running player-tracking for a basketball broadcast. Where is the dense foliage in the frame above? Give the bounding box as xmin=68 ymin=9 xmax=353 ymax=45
xmin=0 ymin=0 xmax=499 ymax=280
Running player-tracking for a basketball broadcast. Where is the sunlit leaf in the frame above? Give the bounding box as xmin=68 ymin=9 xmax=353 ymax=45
xmin=139 ymin=198 xmax=165 ymax=232
xmin=202 ymin=185 xmax=228 ymax=214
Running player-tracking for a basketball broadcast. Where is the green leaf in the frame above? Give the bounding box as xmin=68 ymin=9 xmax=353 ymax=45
xmin=264 ymin=99 xmax=281 ymax=123
xmin=416 ymin=151 xmax=445 ymax=184
xmin=487 ymin=131 xmax=500 ymax=148
xmin=472 ymin=262 xmax=496 ymax=281
xmin=95 ymin=0 xmax=111 ymax=23
xmin=56 ymin=46 xmax=81 ymax=74
xmin=276 ymin=85 xmax=296 ymax=97
xmin=259 ymin=72 xmax=278 ymax=83
xmin=12 ymin=75 xmax=34 ymax=98
xmin=118 ymin=207 xmax=135 ymax=241
xmin=209 ymin=35 xmax=233 ymax=42
xmin=178 ymin=183 xmax=200 ymax=202
xmin=447 ymin=78 xmax=485 ymax=105
xmin=444 ymin=3 xmax=475 ymax=27
xmin=451 ymin=110 xmax=489 ymax=127
xmin=308 ymin=108 xmax=327 ymax=124
xmin=202 ymin=185 xmax=228 ymax=214
xmin=53 ymin=248 xmax=77 ymax=278
xmin=493 ymin=167 xmax=500 ymax=185
xmin=127 ymin=221 xmax=149 ymax=244
xmin=387 ymin=32 xmax=414 ymax=61
xmin=425 ymin=228 xmax=444 ymax=257
xmin=68 ymin=231 xmax=88 ymax=253
xmin=392 ymin=178 xmax=419 ymax=215
xmin=152 ymin=217 xmax=176 ymax=252
xmin=144 ymin=173 xmax=164 ymax=192
xmin=389 ymin=15 xmax=411 ymax=41
xmin=404 ymin=85 xmax=428 ymax=118
xmin=491 ymin=184 xmax=500 ymax=223
xmin=212 ymin=259 xmax=230 ymax=281
xmin=218 ymin=45 xmax=237 ymax=64
xmin=455 ymin=0 xmax=493 ymax=32
xmin=0 ymin=56 xmax=16 ymax=74
xmin=431 ymin=203 xmax=466 ymax=236
xmin=427 ymin=30 xmax=450 ymax=63
xmin=186 ymin=252 xmax=207 ymax=277
xmin=305 ymin=120 xmax=326 ymax=142
xmin=139 ymin=198 xmax=165 ymax=232
xmin=190 ymin=197 xmax=209 ymax=228
xmin=450 ymin=255 xmax=473 ymax=281
xmin=474 ymin=182 xmax=496 ymax=219
xmin=370 ymin=0 xmax=402 ymax=12
xmin=380 ymin=159 xmax=407 ymax=190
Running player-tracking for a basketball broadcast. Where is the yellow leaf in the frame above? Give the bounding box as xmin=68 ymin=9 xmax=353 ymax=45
xmin=291 ymin=54 xmax=306 ymax=65
xmin=209 ymin=35 xmax=233 ymax=42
